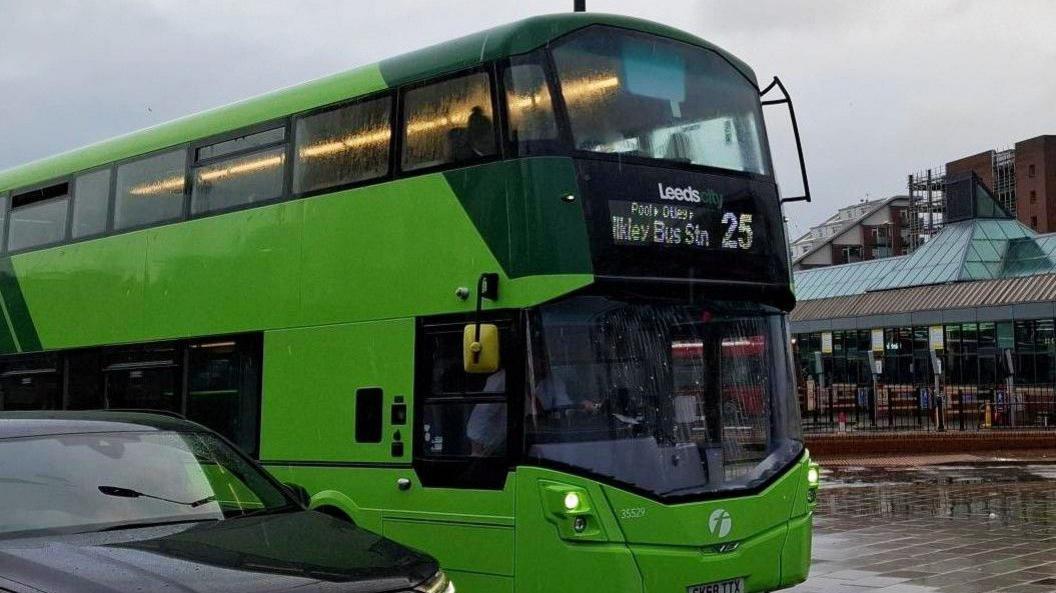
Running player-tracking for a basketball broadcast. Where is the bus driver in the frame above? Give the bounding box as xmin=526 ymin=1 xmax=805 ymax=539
xmin=466 ymin=361 xmax=599 ymax=457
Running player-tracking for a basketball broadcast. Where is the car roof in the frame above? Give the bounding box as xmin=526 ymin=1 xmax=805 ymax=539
xmin=0 ymin=410 xmax=208 ymax=440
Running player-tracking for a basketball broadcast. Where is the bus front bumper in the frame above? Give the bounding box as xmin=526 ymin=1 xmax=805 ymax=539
xmin=625 ymin=511 xmax=812 ymax=593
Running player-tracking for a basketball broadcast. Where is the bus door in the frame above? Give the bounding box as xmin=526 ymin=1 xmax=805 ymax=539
xmin=383 ymin=315 xmax=519 ymax=593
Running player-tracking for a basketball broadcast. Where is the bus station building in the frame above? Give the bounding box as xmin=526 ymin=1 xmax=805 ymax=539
xmin=791 ymin=172 xmax=1056 ymax=434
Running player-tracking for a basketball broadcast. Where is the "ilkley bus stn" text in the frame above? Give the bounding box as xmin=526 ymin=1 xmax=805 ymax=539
xmin=610 ymin=200 xmax=754 ymax=251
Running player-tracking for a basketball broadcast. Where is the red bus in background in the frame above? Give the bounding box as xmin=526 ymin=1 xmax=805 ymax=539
xmin=672 ymin=336 xmax=768 ymax=421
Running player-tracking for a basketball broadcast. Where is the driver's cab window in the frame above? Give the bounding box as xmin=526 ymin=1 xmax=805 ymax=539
xmin=401 ymin=72 xmax=498 ymax=172
xmin=421 ymin=327 xmax=508 ymax=457
xmin=416 ymin=318 xmax=516 ymax=490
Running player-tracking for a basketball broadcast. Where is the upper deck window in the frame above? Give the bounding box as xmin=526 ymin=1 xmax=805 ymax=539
xmin=196 ymin=127 xmax=285 ymax=162
xmin=552 ymin=28 xmax=769 ymax=175
xmin=504 ymin=62 xmax=558 ymax=148
xmin=71 ymin=169 xmax=111 ymax=239
xmin=192 ymin=127 xmax=287 ymax=215
xmin=114 ymin=150 xmax=187 ymax=230
xmin=8 ymin=183 xmax=70 ymax=252
xmin=293 ymin=96 xmax=391 ymax=194
xmin=401 ymin=72 xmax=497 ymax=172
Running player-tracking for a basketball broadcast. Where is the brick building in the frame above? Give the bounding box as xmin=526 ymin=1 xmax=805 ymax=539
xmin=946 ymin=135 xmax=1056 ymax=232
xmin=791 ymin=196 xmax=910 ymax=271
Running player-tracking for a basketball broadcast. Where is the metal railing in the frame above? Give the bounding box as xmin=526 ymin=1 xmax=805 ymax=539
xmin=799 ymin=381 xmax=1056 ymax=434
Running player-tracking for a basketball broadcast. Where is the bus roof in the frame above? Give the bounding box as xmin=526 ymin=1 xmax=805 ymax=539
xmin=0 ymin=13 xmax=756 ymax=194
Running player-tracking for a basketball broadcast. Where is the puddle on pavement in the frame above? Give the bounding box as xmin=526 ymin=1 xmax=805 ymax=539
xmin=787 ymin=463 xmax=1056 ymax=592
xmin=816 ymin=463 xmax=1056 ymax=523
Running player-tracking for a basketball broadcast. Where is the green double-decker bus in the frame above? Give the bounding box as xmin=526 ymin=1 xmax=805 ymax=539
xmin=0 ymin=13 xmax=816 ymax=593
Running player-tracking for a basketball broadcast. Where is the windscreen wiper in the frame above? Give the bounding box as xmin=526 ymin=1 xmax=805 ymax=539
xmin=95 ymin=517 xmax=219 ymax=532
xmin=98 ymin=485 xmax=216 ymax=508
xmin=231 ymin=503 xmax=302 ymax=519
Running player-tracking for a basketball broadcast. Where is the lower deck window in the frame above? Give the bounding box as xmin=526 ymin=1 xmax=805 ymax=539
xmin=187 ymin=340 xmax=260 ymax=449
xmin=0 ymin=354 xmax=60 ymax=410
xmin=0 ymin=334 xmax=262 ymax=455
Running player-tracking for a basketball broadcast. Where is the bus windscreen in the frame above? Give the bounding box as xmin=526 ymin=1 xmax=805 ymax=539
xmin=552 ymin=27 xmax=770 ymax=175
xmin=524 ymin=296 xmax=803 ymax=499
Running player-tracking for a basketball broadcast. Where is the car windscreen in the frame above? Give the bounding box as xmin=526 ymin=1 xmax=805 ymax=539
xmin=0 ymin=430 xmax=292 ymax=539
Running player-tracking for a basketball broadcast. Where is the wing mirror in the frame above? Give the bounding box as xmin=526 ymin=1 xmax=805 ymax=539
xmin=463 ymin=272 xmax=501 ymax=374
xmin=464 ymin=323 xmax=500 ymax=374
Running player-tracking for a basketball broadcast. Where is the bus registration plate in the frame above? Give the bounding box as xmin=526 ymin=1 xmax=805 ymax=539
xmin=687 ymin=578 xmax=743 ymax=593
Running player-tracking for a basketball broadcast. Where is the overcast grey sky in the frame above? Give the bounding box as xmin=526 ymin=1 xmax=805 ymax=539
xmin=1 ymin=1 xmax=1054 ymax=235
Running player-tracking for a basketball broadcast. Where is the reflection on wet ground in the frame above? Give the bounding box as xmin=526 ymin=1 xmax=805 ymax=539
xmin=788 ymin=463 xmax=1056 ymax=592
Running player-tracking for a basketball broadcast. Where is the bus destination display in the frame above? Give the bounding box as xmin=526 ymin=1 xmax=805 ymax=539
xmin=610 ymin=184 xmax=754 ymax=251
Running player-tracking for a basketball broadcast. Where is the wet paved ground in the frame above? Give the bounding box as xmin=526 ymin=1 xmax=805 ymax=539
xmin=787 ymin=461 xmax=1056 ymax=592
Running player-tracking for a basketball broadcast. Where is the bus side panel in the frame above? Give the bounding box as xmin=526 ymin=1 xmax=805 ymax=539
xmin=515 ymin=467 xmax=643 ymax=593
xmin=263 ymin=464 xmax=517 ymax=593
xmin=259 ymin=318 xmax=414 ymax=464
xmin=11 ymin=234 xmax=149 ymax=351
xmin=12 ymin=162 xmax=592 ymax=353
xmin=780 ymin=513 xmax=813 ymax=588
xmin=297 ymin=174 xmax=506 ymax=327
xmin=442 ymin=156 xmax=592 ymax=279
xmin=383 ymin=517 xmax=514 ymax=590
xmin=144 ymin=201 xmax=304 ymax=339
xmin=13 ymin=201 xmax=304 ymax=351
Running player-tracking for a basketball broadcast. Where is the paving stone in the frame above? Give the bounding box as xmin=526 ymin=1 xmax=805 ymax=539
xmin=786 ymin=461 xmax=1056 ymax=592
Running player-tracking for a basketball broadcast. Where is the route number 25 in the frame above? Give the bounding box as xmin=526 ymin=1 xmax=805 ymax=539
xmin=721 ymin=212 xmax=754 ymax=249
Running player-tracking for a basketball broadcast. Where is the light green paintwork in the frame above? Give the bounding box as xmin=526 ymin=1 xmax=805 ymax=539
xmin=261 ymin=318 xmax=416 ymax=464
xmin=604 ymin=458 xmax=813 ymax=592
xmin=14 ymin=171 xmax=590 ymax=350
xmin=266 ymin=456 xmax=815 ymax=593
xmin=267 ymin=463 xmax=518 ymax=592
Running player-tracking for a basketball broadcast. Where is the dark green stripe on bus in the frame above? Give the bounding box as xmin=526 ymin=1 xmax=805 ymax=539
xmin=0 ymin=259 xmax=41 ymax=352
xmin=442 ymin=158 xmax=592 ymax=278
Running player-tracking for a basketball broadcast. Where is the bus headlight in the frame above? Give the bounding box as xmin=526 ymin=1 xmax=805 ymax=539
xmin=806 ymin=462 xmax=820 ymax=505
xmin=807 ymin=466 xmax=820 ymax=486
xmin=563 ymin=491 xmax=581 ymax=511
xmin=415 ymin=570 xmax=455 ymax=593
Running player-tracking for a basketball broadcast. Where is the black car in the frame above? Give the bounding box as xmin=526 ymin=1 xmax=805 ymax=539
xmin=0 ymin=411 xmax=454 ymax=593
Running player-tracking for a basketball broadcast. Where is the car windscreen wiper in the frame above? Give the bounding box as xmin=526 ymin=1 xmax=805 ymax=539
xmin=95 ymin=517 xmax=220 ymax=532
xmin=230 ymin=503 xmax=302 ymax=519
xmin=98 ymin=485 xmax=216 ymax=508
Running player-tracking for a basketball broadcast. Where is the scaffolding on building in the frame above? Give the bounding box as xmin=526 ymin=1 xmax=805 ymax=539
xmin=907 ymin=167 xmax=946 ymax=252
xmin=993 ymin=148 xmax=1016 ymax=215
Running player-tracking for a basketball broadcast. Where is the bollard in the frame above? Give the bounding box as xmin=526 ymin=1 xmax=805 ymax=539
xmin=958 ymin=391 xmax=965 ymax=431
xmin=855 ymin=388 xmax=862 ymax=427
xmin=828 ymin=386 xmax=835 ymax=429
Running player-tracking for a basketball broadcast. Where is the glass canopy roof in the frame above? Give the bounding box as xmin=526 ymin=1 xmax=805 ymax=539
xmin=795 ymin=186 xmax=1056 ymax=302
